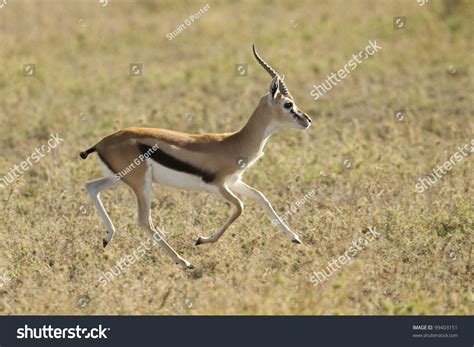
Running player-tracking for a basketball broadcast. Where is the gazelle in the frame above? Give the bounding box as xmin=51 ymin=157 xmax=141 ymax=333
xmin=81 ymin=45 xmax=312 ymax=269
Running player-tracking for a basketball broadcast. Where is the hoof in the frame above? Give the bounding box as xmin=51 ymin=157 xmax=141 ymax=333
xmin=177 ymin=261 xmax=194 ymax=270
xmin=292 ymin=238 xmax=302 ymax=244
xmin=195 ymin=237 xmax=203 ymax=246
xmin=102 ymin=239 xmax=109 ymax=248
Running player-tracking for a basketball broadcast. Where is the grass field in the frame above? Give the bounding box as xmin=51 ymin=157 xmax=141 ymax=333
xmin=0 ymin=0 xmax=472 ymax=315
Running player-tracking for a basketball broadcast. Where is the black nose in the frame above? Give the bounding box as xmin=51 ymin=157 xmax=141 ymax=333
xmin=304 ymin=113 xmax=312 ymax=123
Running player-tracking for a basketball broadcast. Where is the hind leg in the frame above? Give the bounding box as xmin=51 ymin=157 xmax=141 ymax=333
xmin=90 ymin=141 xmax=193 ymax=269
xmin=85 ymin=177 xmax=120 ymax=247
xmin=129 ymin=165 xmax=193 ymax=269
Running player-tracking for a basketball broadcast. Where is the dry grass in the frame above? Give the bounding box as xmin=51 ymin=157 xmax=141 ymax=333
xmin=0 ymin=0 xmax=472 ymax=315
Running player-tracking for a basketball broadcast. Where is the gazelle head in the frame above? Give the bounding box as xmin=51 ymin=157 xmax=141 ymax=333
xmin=253 ymin=44 xmax=312 ymax=130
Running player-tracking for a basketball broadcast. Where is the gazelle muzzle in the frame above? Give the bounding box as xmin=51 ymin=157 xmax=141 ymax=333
xmin=292 ymin=110 xmax=311 ymax=128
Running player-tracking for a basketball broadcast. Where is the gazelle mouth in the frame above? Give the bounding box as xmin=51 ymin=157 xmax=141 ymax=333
xmin=292 ymin=113 xmax=310 ymax=128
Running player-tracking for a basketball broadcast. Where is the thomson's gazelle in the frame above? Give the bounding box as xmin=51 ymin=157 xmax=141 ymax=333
xmin=81 ymin=45 xmax=312 ymax=269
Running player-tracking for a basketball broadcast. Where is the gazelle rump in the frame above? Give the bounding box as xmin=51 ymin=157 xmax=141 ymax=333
xmin=80 ymin=45 xmax=312 ymax=269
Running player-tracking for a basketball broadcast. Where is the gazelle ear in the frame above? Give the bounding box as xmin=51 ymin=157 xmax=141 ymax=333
xmin=268 ymin=76 xmax=280 ymax=101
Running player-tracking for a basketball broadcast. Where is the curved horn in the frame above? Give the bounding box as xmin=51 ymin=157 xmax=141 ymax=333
xmin=252 ymin=44 xmax=277 ymax=78
xmin=252 ymin=44 xmax=290 ymax=95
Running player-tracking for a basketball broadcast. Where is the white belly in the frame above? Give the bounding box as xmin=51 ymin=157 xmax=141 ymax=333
xmin=149 ymin=160 xmax=219 ymax=194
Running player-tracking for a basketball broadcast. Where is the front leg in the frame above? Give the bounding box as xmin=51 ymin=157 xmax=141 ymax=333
xmin=195 ymin=184 xmax=243 ymax=245
xmin=231 ymin=180 xmax=302 ymax=244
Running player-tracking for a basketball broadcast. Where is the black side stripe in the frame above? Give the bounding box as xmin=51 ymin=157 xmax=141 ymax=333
xmin=137 ymin=143 xmax=216 ymax=183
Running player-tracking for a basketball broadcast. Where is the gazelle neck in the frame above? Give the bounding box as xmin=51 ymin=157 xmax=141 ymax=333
xmin=232 ymin=96 xmax=278 ymax=158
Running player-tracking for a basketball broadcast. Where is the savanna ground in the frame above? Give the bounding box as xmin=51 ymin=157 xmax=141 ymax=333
xmin=0 ymin=0 xmax=472 ymax=315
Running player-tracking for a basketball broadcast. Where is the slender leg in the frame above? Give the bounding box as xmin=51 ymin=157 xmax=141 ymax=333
xmin=85 ymin=177 xmax=120 ymax=247
xmin=195 ymin=184 xmax=243 ymax=245
xmin=132 ymin=170 xmax=193 ymax=269
xmin=231 ymin=180 xmax=302 ymax=244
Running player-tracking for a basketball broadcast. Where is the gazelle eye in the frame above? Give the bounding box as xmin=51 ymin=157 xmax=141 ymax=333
xmin=284 ymin=102 xmax=293 ymax=109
